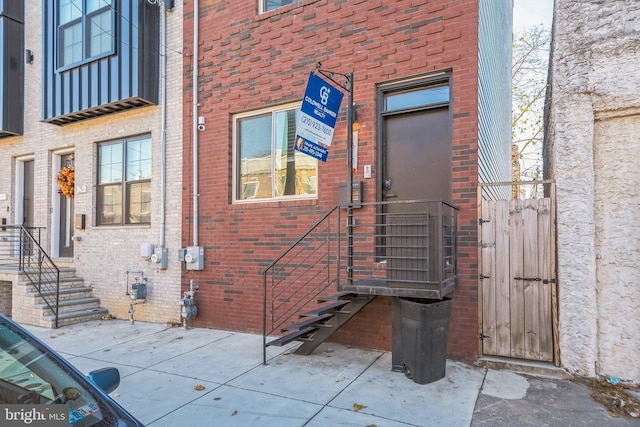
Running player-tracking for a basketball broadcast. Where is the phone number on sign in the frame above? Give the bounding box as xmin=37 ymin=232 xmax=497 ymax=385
xmin=300 ymin=114 xmax=333 ymax=137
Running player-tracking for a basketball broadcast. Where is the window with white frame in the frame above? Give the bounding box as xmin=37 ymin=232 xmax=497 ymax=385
xmin=234 ymin=104 xmax=318 ymax=202
xmin=260 ymin=0 xmax=300 ymax=13
xmin=97 ymin=135 xmax=151 ymax=225
xmin=58 ymin=0 xmax=114 ymax=68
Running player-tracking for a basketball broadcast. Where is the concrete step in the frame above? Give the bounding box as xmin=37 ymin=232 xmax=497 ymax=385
xmin=22 ymin=278 xmax=87 ymax=295
xmin=19 ymin=267 xmax=78 ymax=281
xmin=19 ymin=274 xmax=83 ymax=288
xmin=478 ymin=356 xmax=571 ymax=380
xmin=42 ymin=307 xmax=109 ymax=328
xmin=26 ymin=286 xmax=93 ymax=304
xmin=36 ymin=297 xmax=102 ymax=317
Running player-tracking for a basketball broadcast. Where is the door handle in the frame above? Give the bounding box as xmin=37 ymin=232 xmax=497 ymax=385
xmin=384 ymin=179 xmax=396 ymax=197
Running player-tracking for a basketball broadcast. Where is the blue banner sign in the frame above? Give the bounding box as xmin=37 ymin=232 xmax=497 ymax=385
xmin=296 ymin=72 xmax=344 ymax=161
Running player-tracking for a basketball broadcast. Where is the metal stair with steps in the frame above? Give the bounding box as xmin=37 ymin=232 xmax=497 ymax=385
xmin=266 ymin=292 xmax=375 ymax=355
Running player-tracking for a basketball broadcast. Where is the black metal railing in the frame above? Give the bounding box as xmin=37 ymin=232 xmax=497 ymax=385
xmin=262 ymin=200 xmax=458 ymax=362
xmin=0 ymin=225 xmax=60 ymax=328
xmin=262 ymin=206 xmax=342 ymax=362
xmin=344 ymin=200 xmax=458 ymax=291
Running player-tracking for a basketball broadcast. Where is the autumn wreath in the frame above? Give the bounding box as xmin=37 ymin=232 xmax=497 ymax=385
xmin=57 ymin=166 xmax=75 ymax=198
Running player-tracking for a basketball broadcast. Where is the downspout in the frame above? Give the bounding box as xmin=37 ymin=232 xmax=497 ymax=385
xmin=192 ymin=0 xmax=200 ymax=247
xmin=159 ymin=0 xmax=168 ymax=250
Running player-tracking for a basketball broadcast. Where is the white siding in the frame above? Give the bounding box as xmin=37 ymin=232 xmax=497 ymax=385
xmin=477 ymin=0 xmax=513 ymax=199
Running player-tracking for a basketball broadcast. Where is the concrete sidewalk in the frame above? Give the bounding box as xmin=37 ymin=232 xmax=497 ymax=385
xmin=23 ymin=319 xmax=637 ymax=427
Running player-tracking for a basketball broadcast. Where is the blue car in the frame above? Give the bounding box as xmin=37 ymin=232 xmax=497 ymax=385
xmin=0 ymin=314 xmax=143 ymax=426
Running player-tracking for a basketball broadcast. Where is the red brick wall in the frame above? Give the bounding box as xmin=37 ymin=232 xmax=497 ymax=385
xmin=182 ymin=0 xmax=480 ymax=362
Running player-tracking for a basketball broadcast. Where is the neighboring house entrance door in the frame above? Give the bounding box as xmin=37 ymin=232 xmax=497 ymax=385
xmin=58 ymin=154 xmax=74 ymax=258
xmin=478 ymin=183 xmax=558 ymax=363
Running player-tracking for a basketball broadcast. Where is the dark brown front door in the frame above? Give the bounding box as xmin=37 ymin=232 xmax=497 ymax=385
xmin=383 ymin=106 xmax=451 ymax=206
xmin=59 ymin=155 xmax=74 ymax=258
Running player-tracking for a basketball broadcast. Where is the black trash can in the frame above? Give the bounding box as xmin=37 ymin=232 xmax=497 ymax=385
xmin=400 ymin=297 xmax=452 ymax=384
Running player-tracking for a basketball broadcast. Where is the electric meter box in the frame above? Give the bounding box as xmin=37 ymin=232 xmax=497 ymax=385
xmin=339 ymin=181 xmax=363 ymax=208
xmin=184 ymin=246 xmax=204 ymax=270
xmin=140 ymin=243 xmax=155 ymax=259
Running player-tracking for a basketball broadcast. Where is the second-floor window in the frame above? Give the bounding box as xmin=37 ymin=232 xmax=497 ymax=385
xmin=58 ymin=0 xmax=114 ymax=68
xmin=97 ymin=135 xmax=152 ymax=226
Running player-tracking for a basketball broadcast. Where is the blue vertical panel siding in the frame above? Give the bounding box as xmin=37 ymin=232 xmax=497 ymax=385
xmin=42 ymin=0 xmax=159 ymax=125
xmin=478 ymin=0 xmax=513 ymax=199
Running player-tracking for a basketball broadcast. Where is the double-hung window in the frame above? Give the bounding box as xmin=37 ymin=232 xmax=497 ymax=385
xmin=234 ymin=103 xmax=318 ymax=202
xmin=97 ymin=135 xmax=152 ymax=225
xmin=58 ymin=0 xmax=114 ymax=68
xmin=259 ymin=0 xmax=300 ymax=13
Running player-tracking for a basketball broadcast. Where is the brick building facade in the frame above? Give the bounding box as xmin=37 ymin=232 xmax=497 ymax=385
xmin=182 ymin=0 xmax=511 ymax=362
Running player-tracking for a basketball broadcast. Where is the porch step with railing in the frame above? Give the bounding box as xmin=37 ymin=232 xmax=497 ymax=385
xmin=266 ymin=292 xmax=375 ymax=355
xmin=17 ymin=268 xmax=109 ymax=328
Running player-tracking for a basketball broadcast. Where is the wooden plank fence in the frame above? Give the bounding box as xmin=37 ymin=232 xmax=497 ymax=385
xmin=479 ymin=181 xmax=558 ymax=364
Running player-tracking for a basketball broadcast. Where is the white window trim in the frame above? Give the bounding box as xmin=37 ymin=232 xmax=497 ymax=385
xmin=232 ymin=101 xmax=318 ymax=204
xmin=258 ymin=0 xmax=301 ymax=14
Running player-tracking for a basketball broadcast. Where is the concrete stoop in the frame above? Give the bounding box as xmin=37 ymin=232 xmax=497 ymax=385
xmin=478 ymin=356 xmax=572 ymax=380
xmin=17 ymin=267 xmax=109 ymax=328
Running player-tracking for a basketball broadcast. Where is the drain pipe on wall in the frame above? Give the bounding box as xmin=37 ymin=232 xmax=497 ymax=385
xmin=179 ymin=0 xmax=204 ymax=272
xmin=146 ymin=0 xmax=172 ymax=269
xmin=192 ymin=0 xmax=200 ymax=248
xmin=159 ymin=0 xmax=168 ymax=253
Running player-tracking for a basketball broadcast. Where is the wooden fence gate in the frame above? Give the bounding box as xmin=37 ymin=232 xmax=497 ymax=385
xmin=478 ymin=181 xmax=558 ymax=364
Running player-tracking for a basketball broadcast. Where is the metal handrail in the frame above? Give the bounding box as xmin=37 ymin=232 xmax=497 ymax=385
xmin=261 ymin=206 xmax=341 ymax=275
xmin=262 ymin=206 xmax=342 ymax=363
xmin=0 ymin=225 xmax=60 ymax=328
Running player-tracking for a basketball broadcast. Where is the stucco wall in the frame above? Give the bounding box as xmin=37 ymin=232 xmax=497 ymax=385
xmin=1 ymin=2 xmax=184 ymax=325
xmin=548 ymin=0 xmax=640 ymax=383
